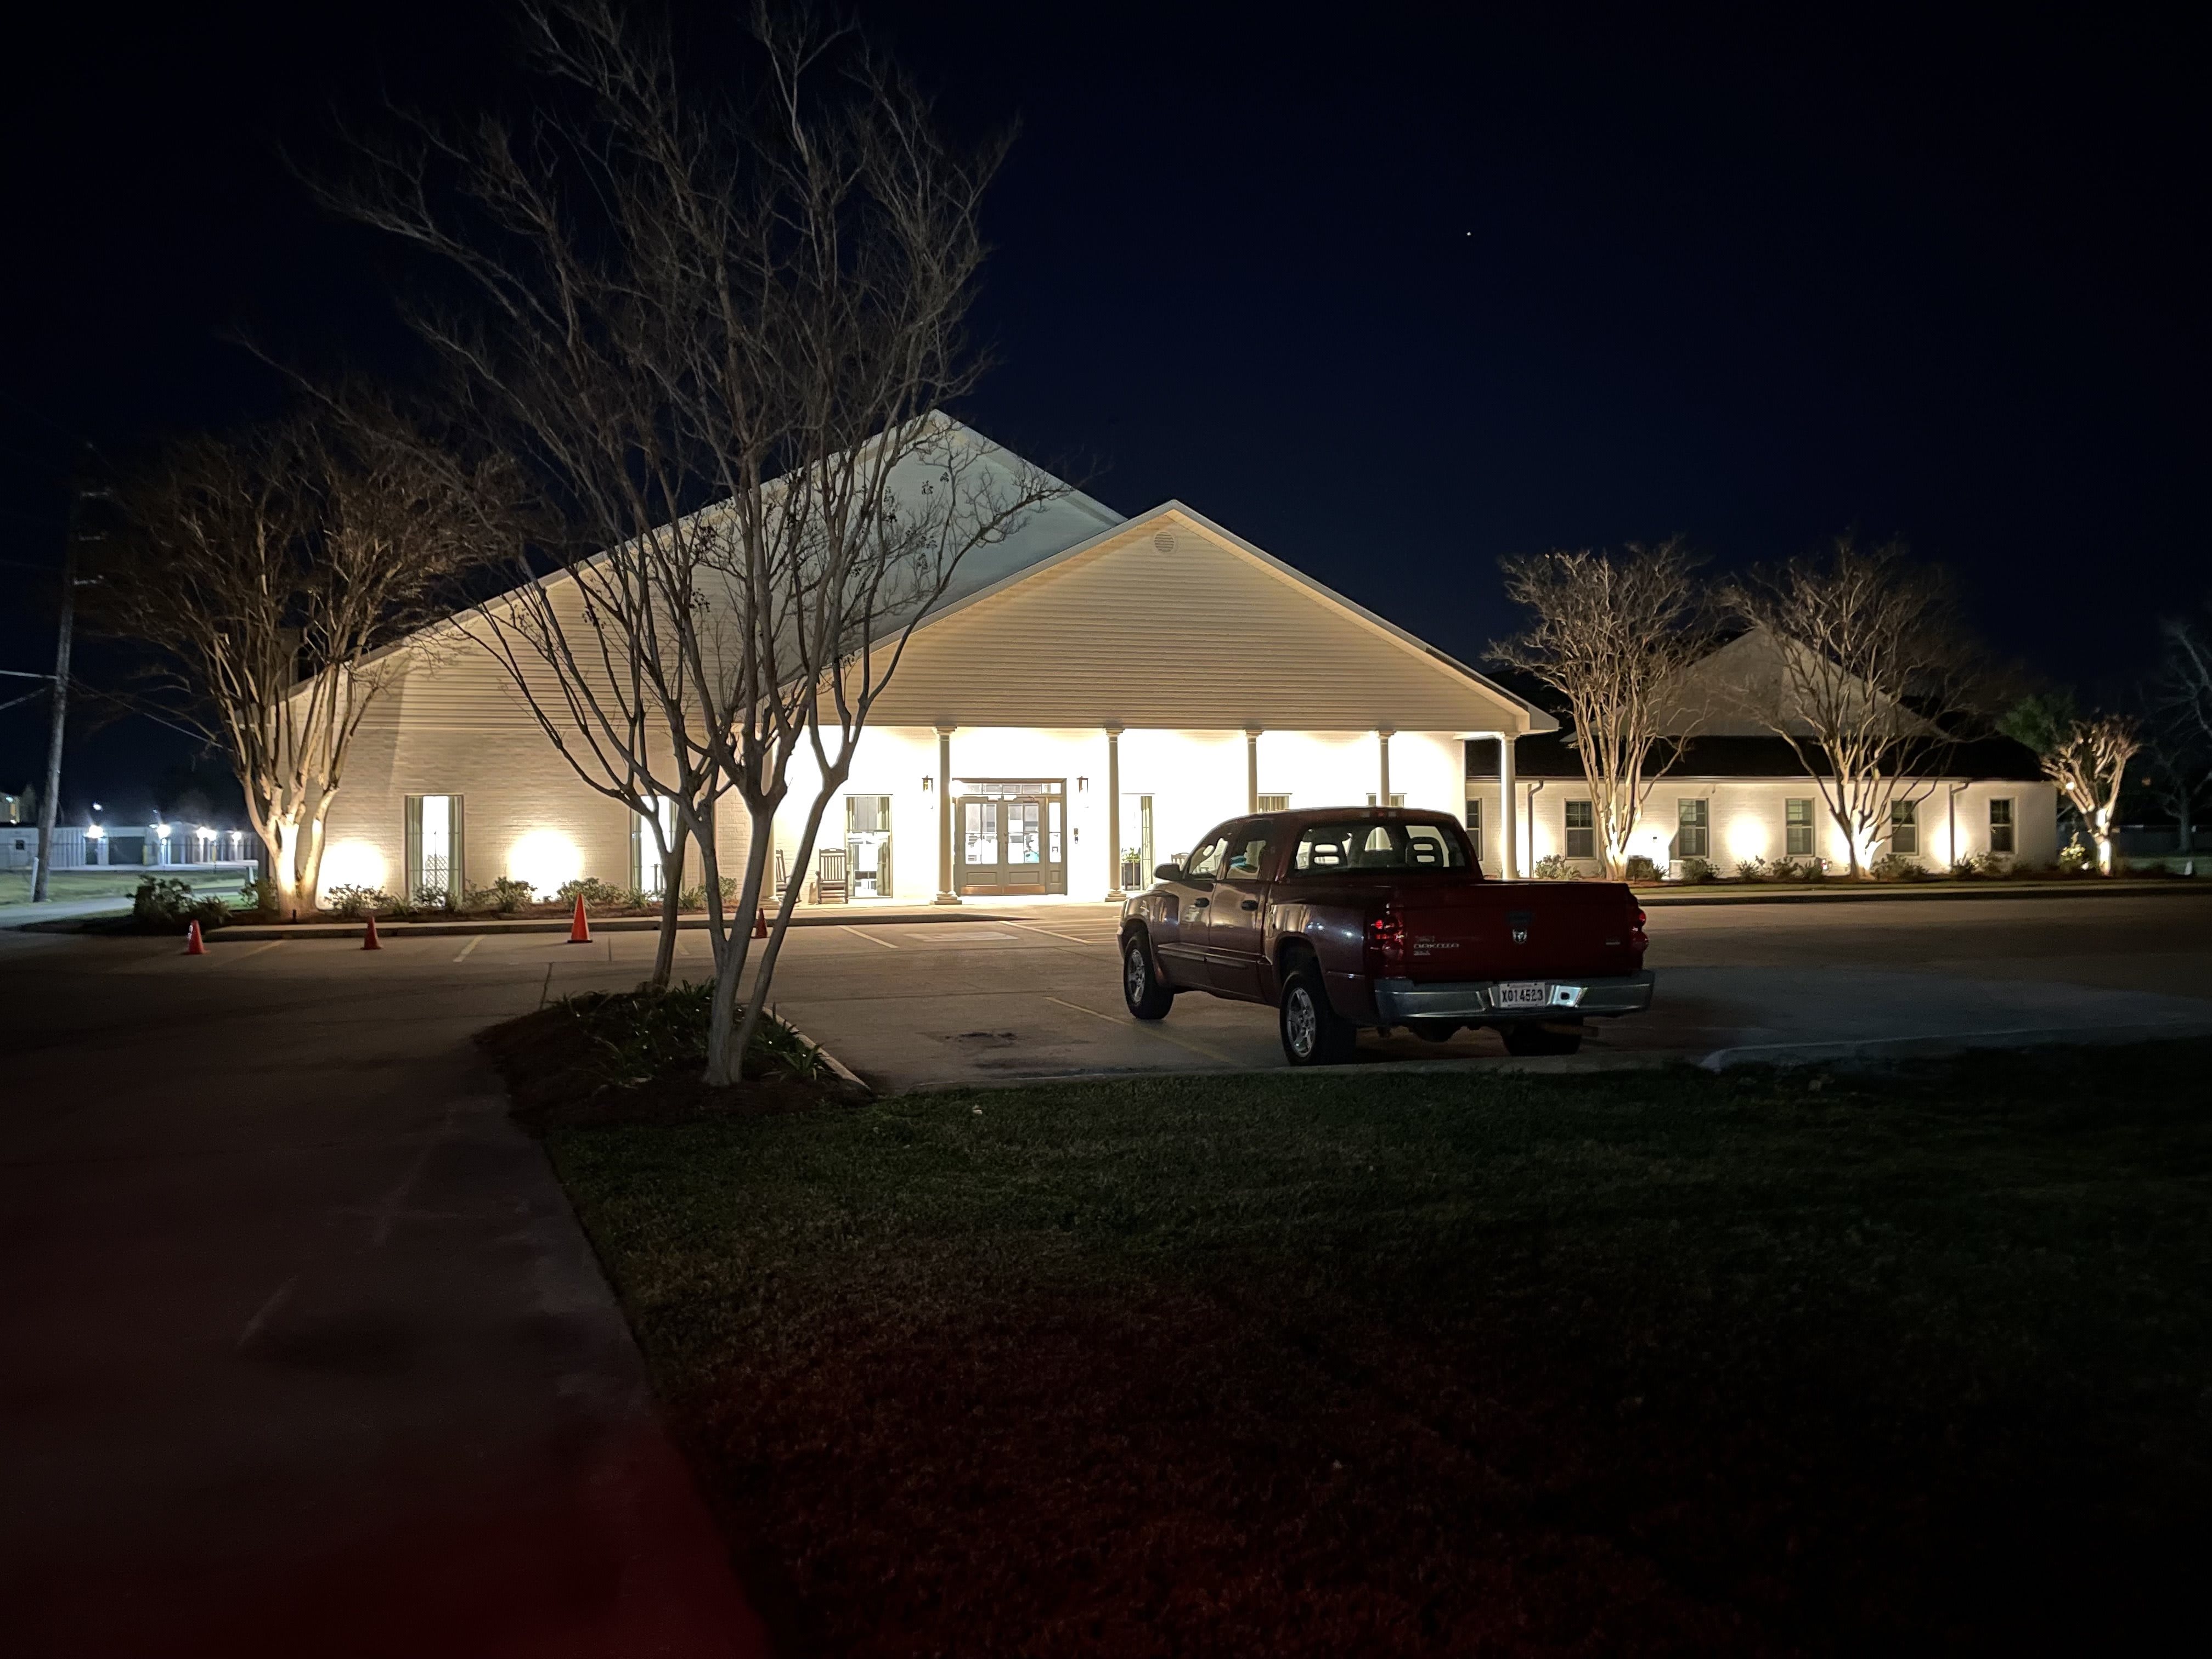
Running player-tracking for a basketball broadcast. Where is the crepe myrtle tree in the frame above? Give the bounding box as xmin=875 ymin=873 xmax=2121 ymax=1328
xmin=2000 ymin=692 xmax=2142 ymax=875
xmin=324 ymin=0 xmax=1056 ymax=1068
xmin=2143 ymin=610 xmax=2212 ymax=854
xmin=93 ymin=403 xmax=510 ymax=921
xmin=1724 ymin=537 xmax=1983 ymax=878
xmin=1490 ymin=538 xmax=1709 ymax=878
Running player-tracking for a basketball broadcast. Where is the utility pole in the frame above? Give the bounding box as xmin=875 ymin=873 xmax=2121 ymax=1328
xmin=30 ymin=475 xmax=87 ymax=904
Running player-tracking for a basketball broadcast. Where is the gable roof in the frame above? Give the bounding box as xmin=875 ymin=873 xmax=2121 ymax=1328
xmin=859 ymin=501 xmax=1555 ymax=735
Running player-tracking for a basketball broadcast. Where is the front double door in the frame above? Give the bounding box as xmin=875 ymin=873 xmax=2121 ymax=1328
xmin=956 ymin=781 xmax=1065 ymax=895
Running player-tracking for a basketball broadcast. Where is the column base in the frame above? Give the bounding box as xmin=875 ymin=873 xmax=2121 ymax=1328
xmin=1102 ymin=889 xmax=1126 ymax=904
xmin=932 ymin=892 xmax=962 ymax=906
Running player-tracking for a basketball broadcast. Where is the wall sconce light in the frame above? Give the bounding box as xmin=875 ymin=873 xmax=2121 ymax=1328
xmin=85 ymin=823 xmax=104 ymax=839
xmin=1077 ymin=776 xmax=1088 ymax=791
xmin=922 ymin=776 xmax=933 ymax=792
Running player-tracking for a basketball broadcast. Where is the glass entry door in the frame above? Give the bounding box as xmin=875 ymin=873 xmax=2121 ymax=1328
xmin=846 ymin=794 xmax=892 ymax=898
xmin=954 ymin=779 xmax=1065 ymax=895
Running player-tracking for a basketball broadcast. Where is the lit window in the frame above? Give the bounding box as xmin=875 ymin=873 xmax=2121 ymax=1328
xmin=1890 ymin=798 xmax=1919 ymax=856
xmin=1677 ymin=798 xmax=1709 ymax=859
xmin=1564 ymin=799 xmax=1595 ymax=860
xmin=1464 ymin=797 xmax=1485 ymax=867
xmin=1785 ymin=798 xmax=1814 ymax=857
xmin=1989 ymin=798 xmax=2015 ymax=855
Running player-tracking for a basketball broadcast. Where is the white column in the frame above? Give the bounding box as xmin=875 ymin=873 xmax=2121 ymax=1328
xmin=934 ymin=726 xmax=960 ymax=905
xmin=1498 ymin=734 xmax=1518 ymax=878
xmin=1104 ymin=726 xmax=1124 ymax=900
xmin=1376 ymin=729 xmax=1393 ymax=805
xmin=1245 ymin=729 xmax=1261 ymax=814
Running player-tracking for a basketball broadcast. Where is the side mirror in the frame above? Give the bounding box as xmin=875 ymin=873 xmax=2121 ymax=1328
xmin=1153 ymin=862 xmax=1183 ymax=882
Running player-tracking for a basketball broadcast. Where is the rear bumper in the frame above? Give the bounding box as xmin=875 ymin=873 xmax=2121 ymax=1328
xmin=1370 ymin=969 xmax=1655 ymax=1026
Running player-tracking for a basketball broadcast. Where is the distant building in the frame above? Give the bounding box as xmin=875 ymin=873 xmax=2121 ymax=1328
xmin=1467 ymin=628 xmax=2059 ymax=875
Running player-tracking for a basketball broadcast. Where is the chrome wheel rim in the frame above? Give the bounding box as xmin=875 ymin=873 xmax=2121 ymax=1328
xmin=1285 ymin=986 xmax=1317 ymax=1057
xmin=1125 ymin=946 xmax=1147 ymax=1004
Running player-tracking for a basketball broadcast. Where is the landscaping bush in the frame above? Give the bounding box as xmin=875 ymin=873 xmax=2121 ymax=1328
xmin=1675 ymin=856 xmax=1716 ymax=884
xmin=1735 ymin=855 xmax=1768 ymax=881
xmin=464 ymin=876 xmax=538 ymax=913
xmin=555 ymin=876 xmax=625 ymax=910
xmin=132 ymin=875 xmax=232 ymax=933
xmin=2057 ymin=840 xmax=2092 ymax=876
xmin=323 ymin=883 xmax=391 ymax=918
xmin=1624 ymin=854 xmax=1661 ymax=883
xmin=1870 ymin=853 xmax=1933 ymax=882
xmin=1531 ymin=853 xmax=1573 ymax=880
xmin=409 ymin=884 xmax=452 ymax=911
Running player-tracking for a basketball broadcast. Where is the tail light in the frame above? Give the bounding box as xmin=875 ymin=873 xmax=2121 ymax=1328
xmin=1630 ymin=904 xmax=1648 ymax=953
xmin=1367 ymin=908 xmax=1407 ymax=972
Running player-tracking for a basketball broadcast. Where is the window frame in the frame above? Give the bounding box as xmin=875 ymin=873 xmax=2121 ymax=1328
xmin=1676 ymin=797 xmax=1710 ymax=860
xmin=1564 ymin=799 xmax=1596 ymax=861
xmin=1988 ymin=797 xmax=2015 ymax=855
xmin=1890 ymin=797 xmax=1920 ymax=856
xmin=1784 ymin=797 xmax=1815 ymax=858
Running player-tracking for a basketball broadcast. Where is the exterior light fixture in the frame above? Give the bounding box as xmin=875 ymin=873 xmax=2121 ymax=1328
xmin=85 ymin=823 xmax=104 ymax=839
xmin=156 ymin=823 xmax=172 ymax=838
xmin=1077 ymin=777 xmax=1088 ymax=791
xmin=922 ymin=776 xmax=933 ymax=792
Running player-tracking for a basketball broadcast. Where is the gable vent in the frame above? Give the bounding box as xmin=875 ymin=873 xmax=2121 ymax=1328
xmin=1153 ymin=530 xmax=1177 ymax=553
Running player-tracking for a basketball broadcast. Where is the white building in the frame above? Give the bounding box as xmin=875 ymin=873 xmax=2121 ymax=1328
xmin=1465 ymin=629 xmax=2059 ymax=876
xmin=313 ymin=433 xmax=1556 ymax=906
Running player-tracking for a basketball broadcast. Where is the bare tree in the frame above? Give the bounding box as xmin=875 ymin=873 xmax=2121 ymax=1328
xmin=1724 ymin=537 xmax=1980 ymax=877
xmin=95 ymin=408 xmax=506 ymax=919
xmin=2000 ymin=693 xmax=2142 ymax=874
xmin=2146 ymin=611 xmax=2212 ymax=854
xmin=326 ymin=1 xmax=1055 ymax=1078
xmin=1489 ymin=539 xmax=1708 ymax=877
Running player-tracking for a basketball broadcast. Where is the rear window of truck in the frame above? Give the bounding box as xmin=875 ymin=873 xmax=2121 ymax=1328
xmin=1290 ymin=821 xmax=1472 ymax=873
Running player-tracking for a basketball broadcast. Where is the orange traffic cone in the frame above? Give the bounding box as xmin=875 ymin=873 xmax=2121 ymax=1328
xmin=752 ymin=906 xmax=769 ymax=940
xmin=183 ymin=920 xmax=206 ymax=956
xmin=567 ymin=896 xmax=592 ymax=944
xmin=362 ymin=914 xmax=381 ymax=951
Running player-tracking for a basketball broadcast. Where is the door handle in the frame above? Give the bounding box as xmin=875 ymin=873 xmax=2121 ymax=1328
xmin=1240 ymin=899 xmax=1259 ymax=911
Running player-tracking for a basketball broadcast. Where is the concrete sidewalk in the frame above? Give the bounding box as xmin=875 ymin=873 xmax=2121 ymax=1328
xmin=0 ymin=893 xmax=133 ymax=928
xmin=0 ymin=928 xmax=766 ymax=1658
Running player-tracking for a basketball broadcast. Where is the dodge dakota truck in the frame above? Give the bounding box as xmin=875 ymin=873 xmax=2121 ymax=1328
xmin=1119 ymin=806 xmax=1654 ymax=1064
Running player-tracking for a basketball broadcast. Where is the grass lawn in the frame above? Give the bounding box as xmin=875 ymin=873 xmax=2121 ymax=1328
xmin=0 ymin=868 xmax=146 ymax=906
xmin=525 ymin=1041 xmax=2212 ymax=1656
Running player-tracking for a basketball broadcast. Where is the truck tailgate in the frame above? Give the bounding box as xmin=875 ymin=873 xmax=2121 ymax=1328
xmin=1393 ymin=881 xmax=1641 ymax=981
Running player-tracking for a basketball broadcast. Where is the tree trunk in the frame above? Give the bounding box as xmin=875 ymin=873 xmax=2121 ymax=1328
xmin=704 ymin=810 xmax=777 ymax=1087
xmin=648 ymin=819 xmax=689 ymax=990
xmin=730 ymin=769 xmax=845 ymax=1080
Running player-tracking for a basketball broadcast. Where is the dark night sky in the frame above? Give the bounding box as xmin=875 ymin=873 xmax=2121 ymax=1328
xmin=3 ymin=2 xmax=2204 ymax=821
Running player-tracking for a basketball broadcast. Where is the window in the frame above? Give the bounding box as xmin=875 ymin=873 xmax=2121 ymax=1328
xmin=1291 ymin=819 xmax=1472 ymax=873
xmin=1785 ymin=798 xmax=1815 ymax=857
xmin=1564 ymin=800 xmax=1595 ymax=860
xmin=1988 ymin=798 xmax=2015 ymax=855
xmin=1464 ymin=797 xmax=1485 ymax=868
xmin=1184 ymin=829 xmax=1233 ymax=879
xmin=1676 ymin=798 xmax=1709 ymax=860
xmin=1890 ymin=798 xmax=1919 ymax=856
xmin=1226 ymin=823 xmax=1273 ymax=878
xmin=1256 ymin=793 xmax=1290 ymax=814
xmin=405 ymin=795 xmax=463 ymax=900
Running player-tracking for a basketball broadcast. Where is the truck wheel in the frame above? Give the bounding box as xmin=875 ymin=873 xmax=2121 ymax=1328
xmin=1280 ymin=964 xmax=1357 ymax=1066
xmin=1122 ymin=935 xmax=1175 ymax=1020
xmin=1500 ymin=1022 xmax=1582 ymax=1057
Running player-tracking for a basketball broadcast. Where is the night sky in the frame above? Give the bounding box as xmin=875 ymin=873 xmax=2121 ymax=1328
xmin=3 ymin=2 xmax=2204 ymax=822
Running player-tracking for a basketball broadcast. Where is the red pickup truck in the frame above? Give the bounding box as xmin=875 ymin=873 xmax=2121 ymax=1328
xmin=1119 ymin=806 xmax=1652 ymax=1064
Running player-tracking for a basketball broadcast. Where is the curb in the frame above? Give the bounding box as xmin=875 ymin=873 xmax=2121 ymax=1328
xmin=210 ymin=909 xmax=1020 ymax=942
xmin=1638 ymin=879 xmax=2212 ymax=909
xmin=1695 ymin=1021 xmax=2212 ymax=1070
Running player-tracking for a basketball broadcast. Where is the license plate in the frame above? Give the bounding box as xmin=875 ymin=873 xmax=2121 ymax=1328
xmin=1494 ymin=980 xmax=1549 ymax=1008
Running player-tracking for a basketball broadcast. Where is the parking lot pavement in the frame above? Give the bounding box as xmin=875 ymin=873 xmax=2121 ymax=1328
xmin=737 ymin=894 xmax=2212 ymax=1088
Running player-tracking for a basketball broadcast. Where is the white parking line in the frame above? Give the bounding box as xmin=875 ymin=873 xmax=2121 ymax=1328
xmin=1005 ymin=922 xmax=1107 ymax=947
xmin=844 ymin=927 xmax=900 ymax=950
xmin=224 ymin=940 xmax=286 ymax=963
xmin=452 ymin=936 xmax=482 ymax=962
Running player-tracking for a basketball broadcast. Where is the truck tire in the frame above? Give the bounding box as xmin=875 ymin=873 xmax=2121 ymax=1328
xmin=1500 ymin=1022 xmax=1582 ymax=1057
xmin=1122 ymin=934 xmax=1175 ymax=1020
xmin=1280 ymin=963 xmax=1357 ymax=1066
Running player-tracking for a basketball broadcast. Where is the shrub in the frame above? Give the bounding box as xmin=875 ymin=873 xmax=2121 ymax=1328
xmin=1531 ymin=853 xmax=1573 ymax=880
xmin=133 ymin=876 xmax=231 ymax=933
xmin=1735 ymin=855 xmax=1768 ymax=881
xmin=1869 ymin=853 xmax=1932 ymax=882
xmin=324 ymin=883 xmax=391 ymax=918
xmin=2057 ymin=840 xmax=2091 ymax=876
xmin=555 ymin=876 xmax=625 ymax=910
xmin=465 ymin=876 xmax=537 ymax=913
xmin=411 ymin=884 xmax=452 ymax=911
xmin=619 ymin=886 xmax=656 ymax=911
xmin=1624 ymin=854 xmax=1661 ymax=883
xmin=1675 ymin=856 xmax=1716 ymax=884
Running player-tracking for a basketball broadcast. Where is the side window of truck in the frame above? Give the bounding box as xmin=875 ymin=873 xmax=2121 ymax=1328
xmin=1226 ymin=823 xmax=1273 ymax=877
xmin=1186 ymin=831 xmax=1232 ymax=880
